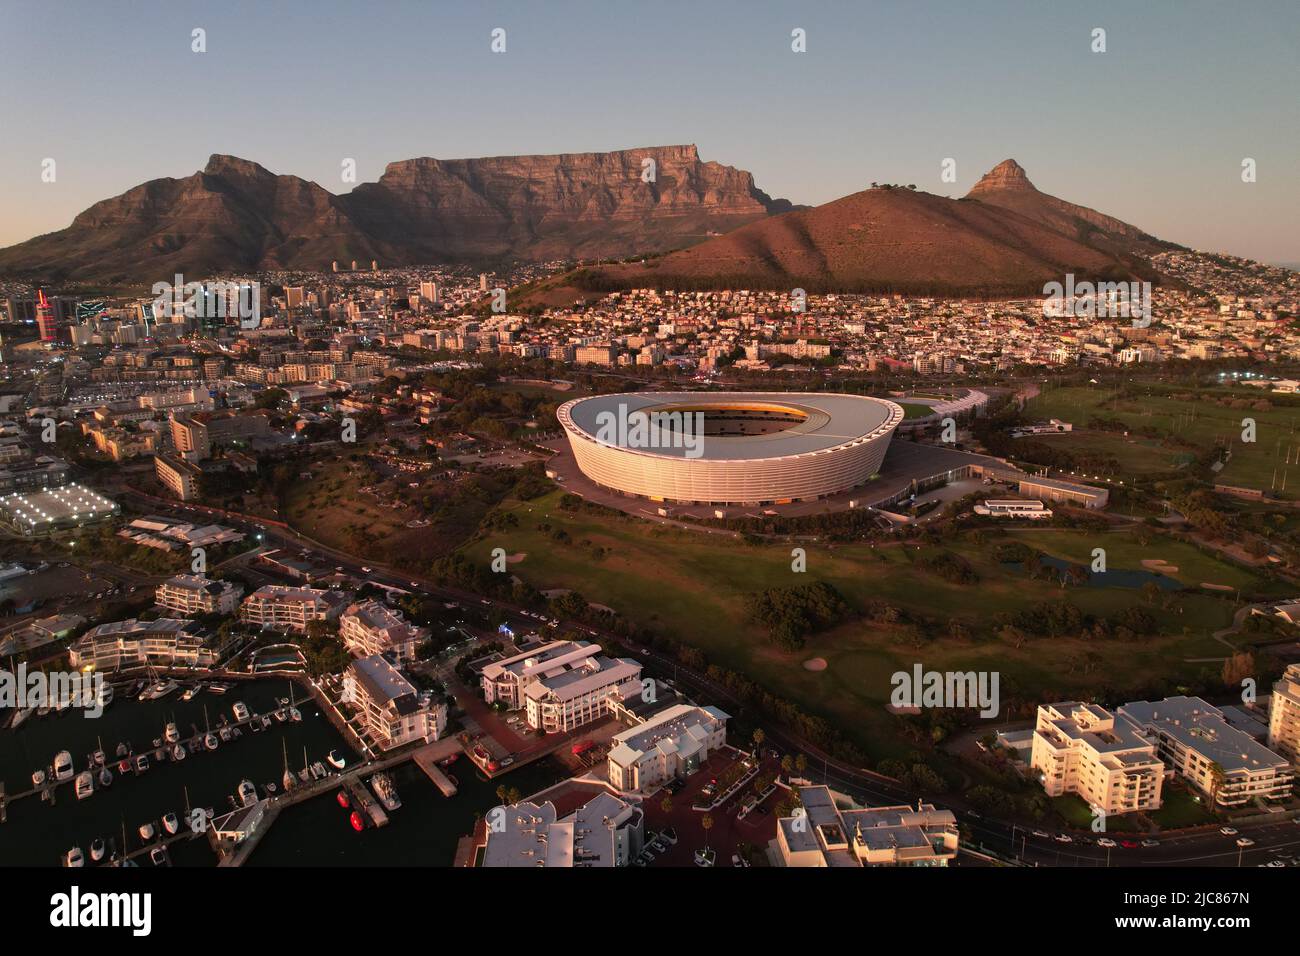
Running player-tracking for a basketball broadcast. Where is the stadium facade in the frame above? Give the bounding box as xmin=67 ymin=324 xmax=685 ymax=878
xmin=557 ymin=392 xmax=904 ymax=505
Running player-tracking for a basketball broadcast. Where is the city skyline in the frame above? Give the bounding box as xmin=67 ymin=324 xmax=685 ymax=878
xmin=1 ymin=0 xmax=1298 ymax=265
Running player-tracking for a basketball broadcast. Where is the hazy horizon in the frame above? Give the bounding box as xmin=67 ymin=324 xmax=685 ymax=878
xmin=2 ymin=0 xmax=1297 ymax=265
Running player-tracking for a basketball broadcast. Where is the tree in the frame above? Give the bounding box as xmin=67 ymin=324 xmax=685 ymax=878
xmin=660 ymin=795 xmax=673 ymax=814
xmin=701 ymin=814 xmax=714 ymax=848
xmin=751 ymin=728 xmax=765 ymax=754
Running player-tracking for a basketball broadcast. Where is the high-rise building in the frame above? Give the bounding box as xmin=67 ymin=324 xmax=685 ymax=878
xmin=36 ymin=289 xmax=58 ymax=343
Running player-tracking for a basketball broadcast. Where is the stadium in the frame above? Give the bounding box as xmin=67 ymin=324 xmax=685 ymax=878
xmin=556 ymin=392 xmax=905 ymax=505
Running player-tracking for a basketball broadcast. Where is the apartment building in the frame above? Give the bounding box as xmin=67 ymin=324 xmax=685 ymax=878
xmin=481 ymin=640 xmax=599 ymax=709
xmin=155 ymin=574 xmax=243 ymax=617
xmin=480 ymin=791 xmax=644 ymax=868
xmin=775 ymin=786 xmax=959 ymax=867
xmin=1030 ymin=702 xmax=1165 ymax=815
xmin=68 ymin=618 xmax=225 ymax=671
xmin=522 ymin=651 xmax=643 ymax=734
xmin=339 ymin=600 xmax=428 ymax=661
xmin=155 ymin=453 xmax=202 ymax=501
xmin=1119 ymin=696 xmax=1294 ymax=808
xmin=239 ymin=585 xmax=347 ymax=633
xmin=343 ymin=653 xmax=446 ymax=751
xmin=1268 ymin=663 xmax=1300 ymax=765
xmin=606 ymin=703 xmax=731 ymax=793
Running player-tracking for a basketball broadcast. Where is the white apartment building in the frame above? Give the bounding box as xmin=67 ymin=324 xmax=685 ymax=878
xmin=481 ymin=791 xmax=644 ymax=868
xmin=1119 ymin=696 xmax=1294 ymax=808
xmin=523 ymin=651 xmax=643 ymax=733
xmin=1268 ymin=664 xmax=1300 ymax=765
xmin=339 ymin=600 xmax=428 ymax=661
xmin=343 ymin=654 xmax=447 ymax=751
xmin=239 ymin=585 xmax=347 ymax=633
xmin=155 ymin=574 xmax=243 ymax=617
xmin=1030 ymin=702 xmax=1165 ymax=815
xmin=606 ymin=703 xmax=730 ymax=793
xmin=68 ymin=618 xmax=224 ymax=671
xmin=481 ymin=640 xmax=600 ymax=709
xmin=775 ymin=786 xmax=959 ymax=868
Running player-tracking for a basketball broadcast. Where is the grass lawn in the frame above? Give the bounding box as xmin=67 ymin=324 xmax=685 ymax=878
xmin=1149 ymin=787 xmax=1217 ymax=829
xmin=465 ymin=491 xmax=1272 ymax=759
xmin=900 ymin=403 xmax=936 ymax=419
xmin=1033 ymin=430 xmax=1194 ymax=476
xmin=1027 ymin=385 xmax=1300 ymax=495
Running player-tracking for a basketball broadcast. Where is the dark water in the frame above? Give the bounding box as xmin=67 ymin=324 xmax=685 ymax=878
xmin=1 ymin=680 xmax=568 ymax=867
xmin=248 ymin=755 xmax=565 ymax=867
xmin=0 ymin=680 xmax=348 ymax=867
xmin=1005 ymin=556 xmax=1181 ymax=590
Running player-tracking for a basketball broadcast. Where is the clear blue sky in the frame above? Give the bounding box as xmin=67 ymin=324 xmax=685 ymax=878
xmin=1 ymin=0 xmax=1297 ymax=263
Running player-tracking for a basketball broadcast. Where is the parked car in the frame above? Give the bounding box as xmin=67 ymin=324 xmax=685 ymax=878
xmin=1140 ymin=839 xmax=1160 ymax=848
xmin=1096 ymin=837 xmax=1117 ymax=848
xmin=1220 ymin=826 xmax=1239 ymax=836
xmin=1054 ymin=833 xmax=1073 ymax=843
xmin=1236 ymin=837 xmax=1255 ymax=848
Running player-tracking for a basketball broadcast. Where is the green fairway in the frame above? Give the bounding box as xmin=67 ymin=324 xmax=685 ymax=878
xmin=464 ymin=491 xmax=1276 ymax=759
xmin=1027 ymin=385 xmax=1300 ymax=495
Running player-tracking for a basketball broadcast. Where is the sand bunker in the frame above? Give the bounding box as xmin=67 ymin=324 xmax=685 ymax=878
xmin=803 ymin=657 xmax=828 ymax=672
xmin=1142 ymin=559 xmax=1179 ymax=573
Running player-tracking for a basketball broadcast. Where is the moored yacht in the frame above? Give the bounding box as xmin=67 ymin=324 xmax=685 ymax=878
xmin=138 ymin=821 xmax=155 ymax=841
xmin=89 ymin=838 xmax=105 ymax=863
xmin=164 ymin=722 xmax=180 ymax=744
xmin=52 ymin=750 xmax=74 ymax=782
xmin=74 ymin=770 xmax=95 ymax=800
xmin=237 ymin=779 xmax=258 ymax=807
xmin=327 ymin=749 xmax=347 ymax=770
xmin=204 ymin=732 xmax=219 ymax=751
xmin=98 ymin=767 xmax=113 ymax=788
xmin=134 ymin=754 xmax=149 ymax=774
xmin=31 ymin=768 xmax=46 ymax=788
xmin=232 ymin=701 xmax=250 ymax=722
xmin=161 ymin=812 xmax=179 ymax=835
xmin=64 ymin=846 xmax=84 ymax=868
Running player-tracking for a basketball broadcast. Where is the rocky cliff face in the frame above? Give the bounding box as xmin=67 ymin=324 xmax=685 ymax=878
xmin=0 ymin=146 xmax=790 ymax=280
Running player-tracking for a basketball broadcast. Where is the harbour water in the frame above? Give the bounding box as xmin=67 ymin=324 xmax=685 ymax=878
xmin=0 ymin=679 xmax=567 ymax=866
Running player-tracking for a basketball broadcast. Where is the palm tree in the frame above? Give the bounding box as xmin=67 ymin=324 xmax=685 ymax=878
xmin=660 ymin=794 xmax=673 ymax=814
xmin=751 ymin=728 xmax=765 ymax=757
xmin=701 ymin=813 xmax=714 ymax=849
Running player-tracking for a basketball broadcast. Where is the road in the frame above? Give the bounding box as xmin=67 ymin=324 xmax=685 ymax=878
xmin=117 ymin=489 xmax=1300 ymax=868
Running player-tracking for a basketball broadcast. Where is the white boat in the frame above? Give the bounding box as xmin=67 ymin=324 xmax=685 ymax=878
xmin=134 ymin=754 xmax=149 ymax=774
xmin=64 ymin=846 xmax=84 ymax=868
xmin=180 ymin=685 xmax=199 ymax=701
xmin=52 ymin=750 xmax=74 ymax=782
xmin=138 ymin=821 xmax=155 ymax=841
xmin=31 ymin=768 xmax=46 ymax=788
xmin=164 ymin=722 xmax=180 ymax=744
xmin=260 ymin=715 xmax=272 ymax=728
xmin=289 ymin=706 xmax=302 ymax=722
xmin=274 ymin=707 xmax=289 ymax=723
xmin=218 ymin=726 xmax=232 ymax=743
xmin=150 ymin=845 xmax=169 ymax=867
xmin=204 ymin=732 xmax=219 ymax=751
xmin=232 ymin=701 xmax=250 ymax=722
xmin=161 ymin=812 xmax=179 ymax=835
xmin=237 ymin=779 xmax=258 ymax=807
xmin=11 ymin=707 xmax=32 ymax=729
xmin=139 ymin=679 xmax=178 ymax=701
xmin=310 ymin=761 xmax=327 ymax=780
xmin=326 ymin=750 xmax=346 ymax=770
xmin=74 ymin=770 xmax=95 ymax=800
xmin=207 ymin=682 xmax=232 ymax=695
xmin=171 ymin=744 xmax=186 ymax=762
xmin=370 ymin=773 xmax=401 ymax=812
xmin=89 ymin=838 xmax=105 ymax=862
xmin=98 ymin=767 xmax=113 ymax=788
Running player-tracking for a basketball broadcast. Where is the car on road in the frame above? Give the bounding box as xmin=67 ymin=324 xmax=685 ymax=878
xmin=1220 ymin=826 xmax=1238 ymax=836
xmin=1141 ymin=839 xmax=1160 ymax=848
xmin=361 ymin=567 xmax=372 ymax=573
xmin=1121 ymin=840 xmax=1139 ymax=849
xmin=1032 ymin=830 xmax=1050 ymax=840
xmin=1236 ymin=837 xmax=1255 ymax=848
xmin=410 ymin=582 xmax=420 ymax=588
xmin=1096 ymin=838 xmax=1117 ymax=848
xmin=1054 ymin=833 xmax=1073 ymax=843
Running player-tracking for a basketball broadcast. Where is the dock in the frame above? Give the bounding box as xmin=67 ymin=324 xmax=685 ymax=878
xmin=345 ymin=776 xmax=388 ymax=828
xmin=411 ymin=739 xmax=464 ymax=797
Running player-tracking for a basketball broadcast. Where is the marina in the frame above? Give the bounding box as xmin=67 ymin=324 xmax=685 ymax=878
xmin=1 ymin=676 xmax=565 ymax=866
